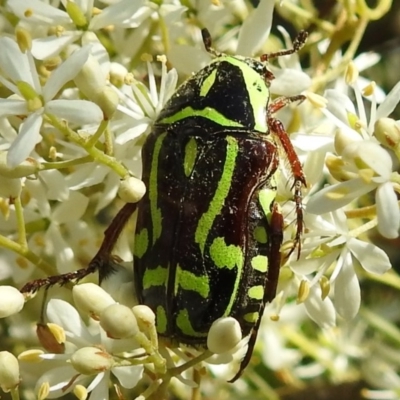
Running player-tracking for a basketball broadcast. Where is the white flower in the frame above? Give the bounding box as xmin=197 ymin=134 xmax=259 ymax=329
xmin=7 ymin=0 xmax=157 ymax=59
xmin=34 ymin=299 xmax=143 ymax=399
xmin=307 ymin=79 xmax=400 ymax=239
xmin=0 ymin=37 xmax=102 ymax=166
xmin=292 ymin=210 xmax=391 ymax=320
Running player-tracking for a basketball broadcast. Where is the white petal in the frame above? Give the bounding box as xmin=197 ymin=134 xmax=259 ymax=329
xmin=89 ymin=0 xmax=147 ymax=30
xmin=270 ymin=69 xmax=311 ymax=96
xmin=236 ymin=0 xmax=273 ymax=56
xmin=0 ymin=99 xmax=28 ymax=117
xmin=354 ymin=52 xmax=381 ymax=72
xmin=8 ymin=0 xmax=71 ymax=25
xmin=343 ymin=140 xmax=392 ymax=180
xmin=94 ymin=173 xmax=119 ymax=213
xmin=325 ymin=89 xmax=356 ymax=123
xmin=45 ymin=223 xmax=75 ymax=269
xmin=376 ymin=81 xmax=400 ymax=119
xmin=31 ymin=33 xmax=80 ymax=60
xmin=304 ymin=286 xmax=336 ymax=329
xmin=159 ymin=4 xmax=187 ymax=26
xmin=52 ymin=191 xmax=89 ymax=223
xmin=46 ymin=299 xmax=94 ymax=343
xmin=88 ymin=373 xmax=108 ymax=400
xmin=334 ymin=251 xmax=360 ymax=320
xmin=0 ymin=37 xmax=35 ymax=87
xmin=0 ymin=286 xmax=24 ymax=317
xmin=112 ymin=365 xmax=143 ymax=389
xmin=45 ymin=99 xmax=103 ymax=125
xmin=348 ymin=237 xmax=392 ymax=275
xmin=43 ymin=46 xmax=91 ymax=101
xmin=306 ymin=178 xmax=376 ymax=215
xmin=168 ymin=43 xmax=209 ymax=75
xmin=39 ymin=169 xmax=70 ymax=201
xmin=7 ymin=112 xmax=43 ymax=167
xmin=376 ymin=182 xmax=400 ymax=239
xmin=35 ymin=366 xmax=78 ymax=398
xmin=66 ymin=164 xmax=109 ymax=190
xmin=115 ymin=122 xmax=149 ymax=145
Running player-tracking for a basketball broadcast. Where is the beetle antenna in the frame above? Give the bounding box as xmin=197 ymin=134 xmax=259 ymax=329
xmin=260 ymin=30 xmax=308 ymax=62
xmin=201 ymin=28 xmax=222 ymax=58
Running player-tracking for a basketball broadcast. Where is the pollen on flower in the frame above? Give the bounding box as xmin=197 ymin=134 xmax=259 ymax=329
xmin=345 ymin=61 xmax=359 ymax=85
xmin=141 ymin=53 xmax=153 ymax=62
xmin=306 ymin=92 xmax=327 ymax=108
xmin=37 ymin=381 xmax=50 ymax=400
xmin=297 ymin=280 xmax=310 ymax=304
xmin=358 ymin=168 xmax=374 ymax=183
xmin=24 ymin=8 xmax=33 ymax=18
xmin=362 ymin=81 xmax=376 ymax=96
xmin=325 ymin=187 xmax=350 ymax=200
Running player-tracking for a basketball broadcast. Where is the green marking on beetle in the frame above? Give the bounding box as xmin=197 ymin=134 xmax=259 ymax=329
xmin=244 ymin=312 xmax=259 ymax=323
xmin=254 ymin=226 xmax=268 ymax=244
xmin=134 ymin=228 xmax=148 ymax=258
xmin=195 ymin=136 xmax=239 ymax=254
xmin=259 ymin=188 xmax=276 ymax=219
xmin=175 ymin=264 xmax=210 ymax=298
xmin=248 ymin=285 xmax=264 ymax=300
xmin=221 ymin=56 xmax=269 ymax=132
xmin=176 ymin=309 xmax=207 ymax=337
xmin=149 ymin=133 xmax=166 ymax=244
xmin=209 ymin=237 xmax=243 ymax=270
xmin=160 ymin=107 xmax=244 ymax=128
xmin=251 ymin=255 xmax=268 ymax=273
xmin=184 ymin=137 xmax=198 ymax=177
xmin=156 ymin=306 xmax=167 ymax=334
xmin=200 ymin=68 xmax=218 ymax=97
xmin=143 ymin=266 xmax=168 ymax=289
xmin=209 ymin=236 xmax=243 ymax=317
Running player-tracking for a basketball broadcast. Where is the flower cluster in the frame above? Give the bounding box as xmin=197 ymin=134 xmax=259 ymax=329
xmin=0 ymin=0 xmax=400 ymax=399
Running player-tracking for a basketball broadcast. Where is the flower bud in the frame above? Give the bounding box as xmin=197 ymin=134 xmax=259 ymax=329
xmin=71 ymin=347 xmax=114 ymax=375
xmin=95 ymin=87 xmax=119 ymax=120
xmin=0 ymin=152 xmax=41 ymax=178
xmin=0 ymin=177 xmax=21 ymax=198
xmin=132 ymin=305 xmax=156 ymax=332
xmin=207 ymin=317 xmax=242 ymax=354
xmin=0 ymin=351 xmax=20 ymax=392
xmin=73 ymin=283 xmax=115 ymax=320
xmin=334 ymin=129 xmax=361 ymax=156
xmin=374 ymin=118 xmax=400 ymax=150
xmin=118 ymin=176 xmax=146 ymax=203
xmin=100 ymin=303 xmax=139 ymax=339
xmin=0 ymin=286 xmax=24 ymax=318
xmin=74 ymin=55 xmax=106 ymax=100
xmin=325 ymin=155 xmax=355 ymax=182
xmin=37 ymin=323 xmax=65 ymax=354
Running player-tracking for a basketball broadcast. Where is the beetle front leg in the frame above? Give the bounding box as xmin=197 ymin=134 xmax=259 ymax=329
xmin=268 ymin=116 xmax=305 ymax=256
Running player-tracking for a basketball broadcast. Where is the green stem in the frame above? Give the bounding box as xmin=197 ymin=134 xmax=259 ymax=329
xmin=45 ymin=114 xmax=129 ymax=178
xmin=13 ymin=196 xmax=27 ymax=250
xmin=0 ymin=234 xmax=56 ymax=276
xmin=10 ymin=387 xmax=20 ymax=400
xmin=42 ymin=155 xmax=93 ymax=170
xmin=85 ymin=120 xmax=109 ymax=149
